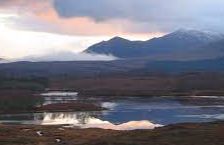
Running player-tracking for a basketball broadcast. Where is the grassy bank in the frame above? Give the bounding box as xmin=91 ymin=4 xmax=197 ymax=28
xmin=0 ymin=121 xmax=224 ymax=145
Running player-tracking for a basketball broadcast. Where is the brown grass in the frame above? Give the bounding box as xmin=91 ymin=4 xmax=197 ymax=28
xmin=1 ymin=121 xmax=224 ymax=145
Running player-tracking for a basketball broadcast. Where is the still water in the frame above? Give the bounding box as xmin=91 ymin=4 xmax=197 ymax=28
xmin=1 ymin=92 xmax=224 ymax=130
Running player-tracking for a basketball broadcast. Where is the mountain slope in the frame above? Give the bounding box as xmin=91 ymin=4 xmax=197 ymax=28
xmin=177 ymin=38 xmax=224 ymax=60
xmin=84 ymin=29 xmax=224 ymax=59
xmin=198 ymin=39 xmax=224 ymax=55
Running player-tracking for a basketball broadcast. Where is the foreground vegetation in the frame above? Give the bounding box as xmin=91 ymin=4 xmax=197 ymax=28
xmin=0 ymin=121 xmax=224 ymax=145
xmin=0 ymin=90 xmax=44 ymax=114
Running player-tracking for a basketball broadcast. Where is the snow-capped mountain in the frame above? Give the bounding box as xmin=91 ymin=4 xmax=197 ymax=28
xmin=84 ymin=29 xmax=224 ymax=60
xmin=165 ymin=29 xmax=224 ymax=43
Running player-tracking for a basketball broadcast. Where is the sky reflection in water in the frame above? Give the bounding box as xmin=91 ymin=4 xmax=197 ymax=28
xmin=1 ymin=92 xmax=224 ymax=130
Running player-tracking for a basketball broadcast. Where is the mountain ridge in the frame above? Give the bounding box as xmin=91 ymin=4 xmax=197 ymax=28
xmin=84 ymin=29 xmax=224 ymax=60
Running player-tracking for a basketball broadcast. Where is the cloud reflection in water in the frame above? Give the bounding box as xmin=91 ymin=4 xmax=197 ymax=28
xmin=40 ymin=112 xmax=162 ymax=130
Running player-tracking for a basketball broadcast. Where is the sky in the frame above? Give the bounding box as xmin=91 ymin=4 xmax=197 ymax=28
xmin=0 ymin=0 xmax=224 ymax=59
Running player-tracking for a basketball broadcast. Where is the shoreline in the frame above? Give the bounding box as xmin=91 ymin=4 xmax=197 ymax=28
xmin=44 ymin=88 xmax=224 ymax=97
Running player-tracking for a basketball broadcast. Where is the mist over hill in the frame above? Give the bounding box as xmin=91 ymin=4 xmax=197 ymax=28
xmin=15 ymin=52 xmax=116 ymax=62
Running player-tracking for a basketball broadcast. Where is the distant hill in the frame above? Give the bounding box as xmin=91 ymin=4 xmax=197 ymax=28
xmin=1 ymin=57 xmax=224 ymax=77
xmin=84 ymin=29 xmax=224 ymax=60
xmin=144 ymin=57 xmax=224 ymax=73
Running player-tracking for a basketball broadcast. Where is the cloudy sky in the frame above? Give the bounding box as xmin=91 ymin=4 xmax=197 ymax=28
xmin=0 ymin=0 xmax=224 ymax=59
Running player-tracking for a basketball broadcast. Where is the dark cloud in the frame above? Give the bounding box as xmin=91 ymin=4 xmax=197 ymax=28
xmin=53 ymin=0 xmax=224 ymax=32
xmin=53 ymin=0 xmax=181 ymax=21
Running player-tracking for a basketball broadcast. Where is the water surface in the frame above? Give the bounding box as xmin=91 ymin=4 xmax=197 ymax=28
xmin=1 ymin=92 xmax=224 ymax=130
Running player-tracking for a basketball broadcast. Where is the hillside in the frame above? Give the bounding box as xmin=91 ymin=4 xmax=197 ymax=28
xmin=1 ymin=57 xmax=224 ymax=78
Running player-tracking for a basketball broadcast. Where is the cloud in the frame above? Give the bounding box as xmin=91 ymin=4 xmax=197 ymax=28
xmin=1 ymin=0 xmax=158 ymax=36
xmin=1 ymin=0 xmax=224 ymax=33
xmin=0 ymin=0 xmax=21 ymax=6
xmin=0 ymin=23 xmax=110 ymax=59
xmin=0 ymin=0 xmax=49 ymax=8
xmin=53 ymin=0 xmax=224 ymax=32
xmin=14 ymin=51 xmax=117 ymax=62
xmin=53 ymin=0 xmax=179 ymax=21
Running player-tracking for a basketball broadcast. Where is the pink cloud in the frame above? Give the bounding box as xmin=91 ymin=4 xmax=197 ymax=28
xmin=1 ymin=0 xmax=164 ymax=37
